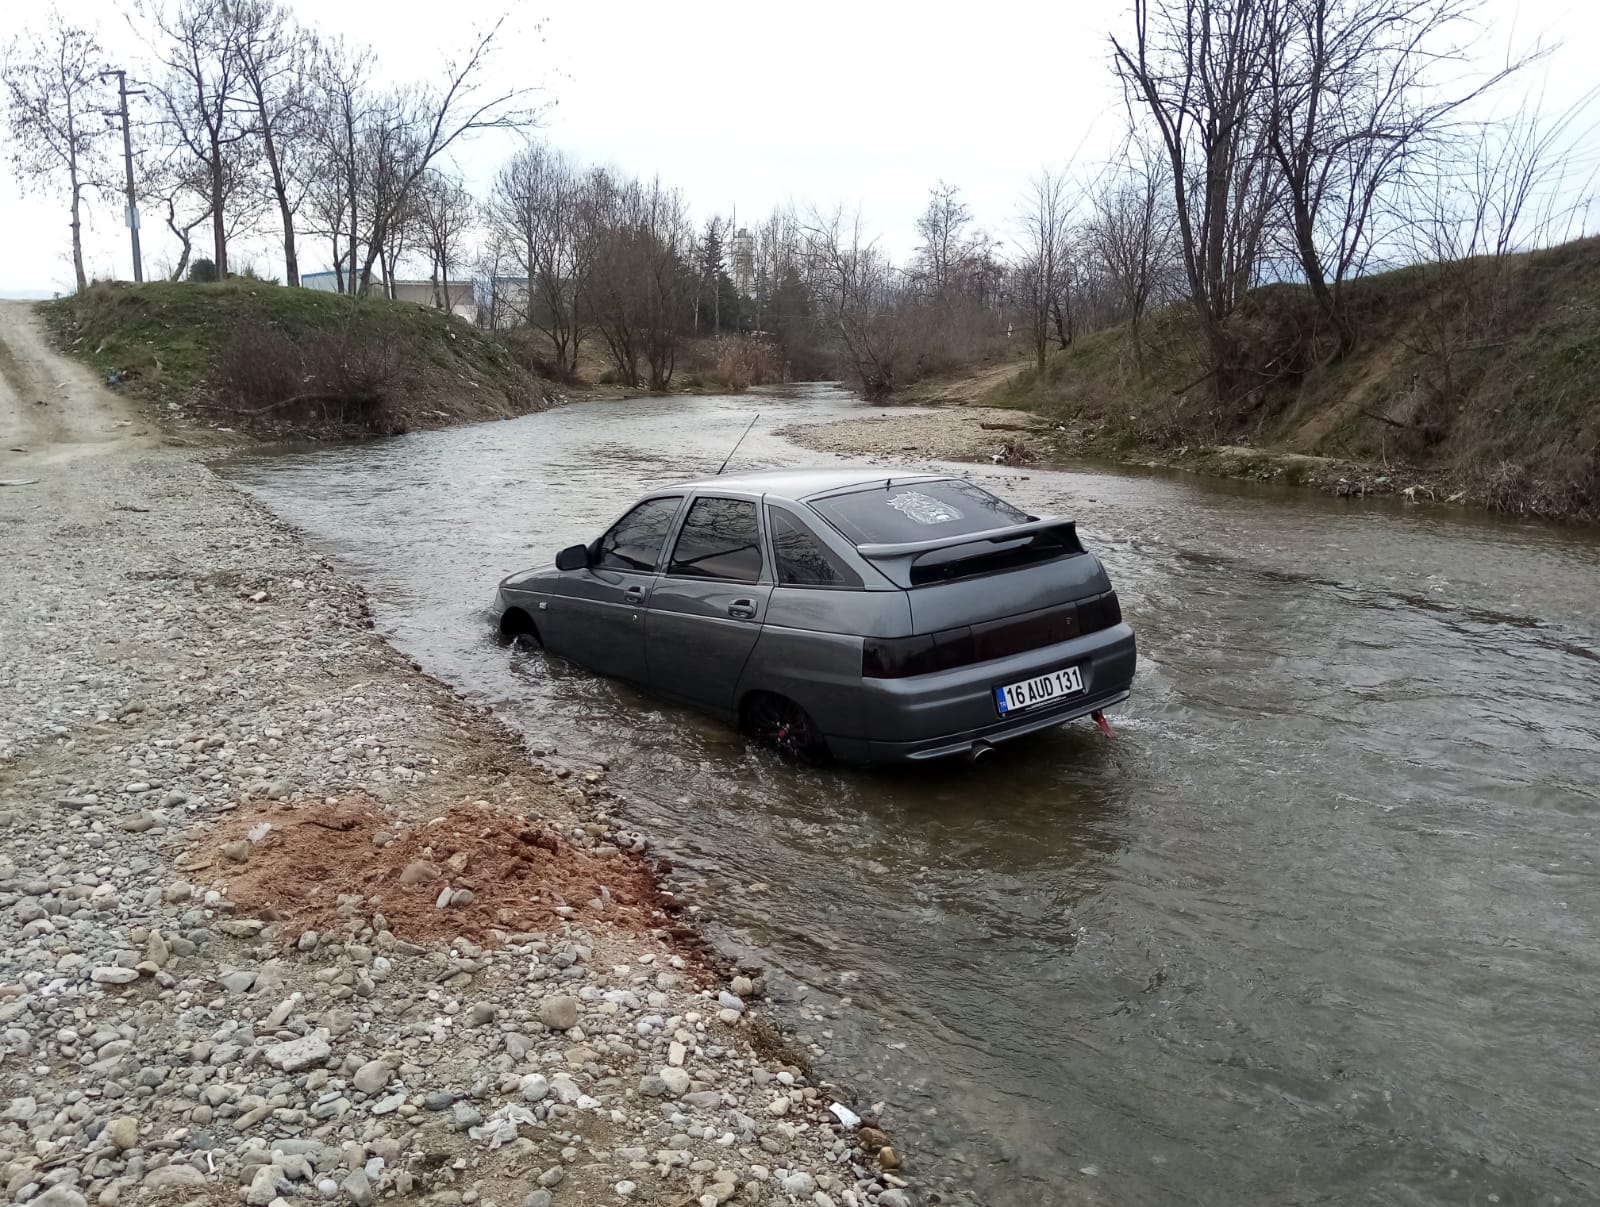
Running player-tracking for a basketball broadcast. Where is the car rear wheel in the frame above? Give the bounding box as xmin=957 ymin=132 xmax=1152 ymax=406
xmin=743 ymin=693 xmax=828 ymax=764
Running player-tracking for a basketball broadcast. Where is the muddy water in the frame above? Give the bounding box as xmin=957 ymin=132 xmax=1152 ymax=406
xmin=225 ymin=385 xmax=1600 ymax=1206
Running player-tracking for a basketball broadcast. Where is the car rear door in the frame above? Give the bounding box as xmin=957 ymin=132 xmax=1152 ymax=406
xmin=546 ymin=495 xmax=682 ymax=682
xmin=646 ymin=494 xmax=773 ymax=716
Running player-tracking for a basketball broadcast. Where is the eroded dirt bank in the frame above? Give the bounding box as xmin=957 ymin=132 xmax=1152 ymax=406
xmin=0 ymin=303 xmax=908 ymax=1207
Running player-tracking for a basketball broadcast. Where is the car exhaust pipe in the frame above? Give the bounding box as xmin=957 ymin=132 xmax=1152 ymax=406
xmin=967 ymin=741 xmax=996 ymax=766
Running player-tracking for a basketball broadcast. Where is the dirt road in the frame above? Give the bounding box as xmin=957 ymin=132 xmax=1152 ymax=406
xmin=0 ymin=301 xmax=155 ymax=471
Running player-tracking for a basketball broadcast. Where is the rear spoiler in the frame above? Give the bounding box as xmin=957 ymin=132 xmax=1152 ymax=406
xmin=856 ymin=518 xmax=1079 ymax=560
xmin=857 ymin=519 xmax=1084 ymax=587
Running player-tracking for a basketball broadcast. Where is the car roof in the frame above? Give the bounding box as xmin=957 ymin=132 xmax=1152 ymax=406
xmin=666 ymin=467 xmax=948 ymax=502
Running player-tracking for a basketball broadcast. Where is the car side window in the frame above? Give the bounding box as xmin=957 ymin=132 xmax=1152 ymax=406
xmin=768 ymin=507 xmax=862 ymax=588
xmin=595 ymin=497 xmax=682 ymax=572
xmin=668 ymin=498 xmax=763 ymax=583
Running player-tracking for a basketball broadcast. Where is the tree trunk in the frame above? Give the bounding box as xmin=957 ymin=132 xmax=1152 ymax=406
xmin=1288 ymin=187 xmax=1355 ymax=358
xmin=167 ymin=219 xmax=193 ymax=281
xmin=344 ymin=117 xmax=359 ymax=296
xmin=208 ymin=141 xmax=228 ymax=276
xmin=1051 ymin=296 xmax=1072 ymax=350
xmin=280 ymin=206 xmax=300 ymax=288
xmin=68 ymin=178 xmax=87 ymax=293
xmin=260 ymin=126 xmax=299 ymax=287
xmin=359 ymin=235 xmax=383 ymax=296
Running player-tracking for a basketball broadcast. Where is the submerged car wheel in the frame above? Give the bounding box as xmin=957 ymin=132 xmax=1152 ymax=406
xmin=744 ymin=693 xmax=828 ymax=764
xmin=499 ymin=608 xmax=541 ymax=648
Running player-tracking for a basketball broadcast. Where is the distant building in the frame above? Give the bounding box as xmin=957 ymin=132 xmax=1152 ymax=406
xmin=478 ymin=277 xmax=531 ymax=329
xmin=730 ymin=227 xmax=754 ymax=297
xmin=300 ymin=271 xmax=479 ymax=323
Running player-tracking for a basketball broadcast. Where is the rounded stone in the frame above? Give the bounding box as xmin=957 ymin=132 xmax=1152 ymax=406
xmin=106 ymin=1115 xmax=139 ymax=1150
xmin=537 ymin=996 xmax=580 ymax=1031
xmin=351 ymin=1060 xmax=392 ymax=1096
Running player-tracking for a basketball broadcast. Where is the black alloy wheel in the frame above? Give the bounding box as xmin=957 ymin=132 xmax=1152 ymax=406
xmin=745 ymin=694 xmax=827 ymax=763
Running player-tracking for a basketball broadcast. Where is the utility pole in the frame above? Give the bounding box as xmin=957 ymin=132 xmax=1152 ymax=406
xmin=101 ymin=68 xmax=143 ymax=283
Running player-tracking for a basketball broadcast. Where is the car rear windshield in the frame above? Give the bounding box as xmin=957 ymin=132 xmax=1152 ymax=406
xmin=809 ymin=479 xmax=1032 ymax=546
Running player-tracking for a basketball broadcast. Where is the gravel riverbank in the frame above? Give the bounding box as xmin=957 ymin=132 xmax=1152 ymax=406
xmin=778 ymin=409 xmax=1047 ymax=468
xmin=0 ymin=304 xmax=909 ymax=1207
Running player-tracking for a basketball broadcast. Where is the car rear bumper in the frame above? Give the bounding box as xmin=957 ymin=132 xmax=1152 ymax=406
xmin=821 ymin=623 xmax=1137 ymax=764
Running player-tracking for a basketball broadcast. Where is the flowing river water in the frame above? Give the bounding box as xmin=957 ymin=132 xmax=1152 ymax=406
xmin=224 ymin=384 xmax=1600 ymax=1206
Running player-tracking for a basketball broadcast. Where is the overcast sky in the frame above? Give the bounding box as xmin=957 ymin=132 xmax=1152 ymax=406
xmin=1 ymin=0 xmax=1594 ymax=295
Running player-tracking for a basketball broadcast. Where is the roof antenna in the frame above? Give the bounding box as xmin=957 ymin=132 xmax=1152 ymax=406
xmin=716 ymin=413 xmax=760 ymax=475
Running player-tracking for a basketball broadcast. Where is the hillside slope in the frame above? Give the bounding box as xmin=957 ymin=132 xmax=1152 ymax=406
xmin=985 ymin=237 xmax=1600 ymax=520
xmin=40 ymin=281 xmax=552 ymax=440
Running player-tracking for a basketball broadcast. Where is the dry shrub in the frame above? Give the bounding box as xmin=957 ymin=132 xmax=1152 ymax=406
xmin=501 ymin=327 xmax=580 ymax=385
xmin=209 ymin=314 xmax=407 ymax=434
xmin=707 ymin=335 xmax=784 ymax=393
xmin=1465 ymin=453 xmax=1598 ymax=520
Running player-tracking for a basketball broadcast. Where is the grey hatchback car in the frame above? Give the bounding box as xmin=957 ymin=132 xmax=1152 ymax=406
xmin=492 ymin=469 xmax=1135 ymax=764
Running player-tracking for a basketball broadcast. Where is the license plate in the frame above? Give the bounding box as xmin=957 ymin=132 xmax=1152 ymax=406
xmin=995 ymin=666 xmax=1084 ymax=715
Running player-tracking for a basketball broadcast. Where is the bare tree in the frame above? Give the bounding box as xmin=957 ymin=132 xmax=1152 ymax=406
xmin=301 ymin=163 xmax=349 ymax=290
xmin=802 ymin=206 xmax=905 ymax=399
xmin=471 ymin=227 xmax=514 ymax=329
xmin=485 ymin=143 xmax=593 ymax=376
xmin=143 ymin=0 xmax=254 ymax=276
xmin=1403 ymin=97 xmax=1597 ymax=409
xmin=415 ymin=169 xmax=474 ymax=311
xmin=1090 ymin=141 xmax=1177 ymax=372
xmin=1261 ymin=0 xmax=1526 ymax=357
xmin=356 ymin=103 xmax=426 ymax=296
xmin=912 ymin=181 xmax=987 ymax=307
xmin=2 ymin=12 xmax=111 ymax=291
xmin=349 ymin=18 xmax=541 ymax=295
xmin=1112 ymin=0 xmax=1278 ymax=392
xmin=581 ymin=173 xmax=695 ymax=390
xmin=636 ymin=180 xmax=696 ymax=389
xmin=137 ymin=143 xmax=212 ymax=280
xmin=306 ymin=37 xmax=371 ymax=293
xmin=1014 ymin=169 xmax=1073 ymax=372
xmin=231 ymin=0 xmax=315 ymax=286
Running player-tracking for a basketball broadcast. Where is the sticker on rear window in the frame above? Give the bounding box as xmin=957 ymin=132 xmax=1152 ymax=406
xmin=885 ymin=490 xmax=963 ymax=526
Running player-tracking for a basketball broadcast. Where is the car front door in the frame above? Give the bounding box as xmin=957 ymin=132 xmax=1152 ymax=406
xmin=546 ymin=495 xmax=682 ymax=682
xmin=646 ymin=495 xmax=773 ymax=715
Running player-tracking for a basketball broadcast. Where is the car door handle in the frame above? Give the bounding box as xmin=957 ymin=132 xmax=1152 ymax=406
xmin=727 ymin=599 xmax=758 ymax=620
xmin=624 ymin=586 xmax=646 ymax=603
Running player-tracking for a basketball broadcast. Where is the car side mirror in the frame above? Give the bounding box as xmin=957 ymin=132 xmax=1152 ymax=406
xmin=555 ymin=543 xmax=591 ymax=572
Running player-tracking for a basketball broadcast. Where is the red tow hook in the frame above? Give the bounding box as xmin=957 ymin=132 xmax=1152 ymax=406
xmin=1092 ymin=709 xmax=1114 ymax=739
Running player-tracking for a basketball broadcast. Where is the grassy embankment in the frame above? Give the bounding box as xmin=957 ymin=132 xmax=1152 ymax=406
xmin=41 ymin=280 xmax=551 ymax=440
xmin=979 ymin=237 xmax=1600 ymax=520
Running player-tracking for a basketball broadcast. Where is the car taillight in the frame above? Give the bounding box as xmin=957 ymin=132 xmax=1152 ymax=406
xmin=1078 ymin=590 xmax=1122 ymax=634
xmin=862 ymin=635 xmax=933 ymax=678
xmin=862 ymin=628 xmax=975 ymax=678
xmin=864 ymin=594 xmax=1120 ymax=679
